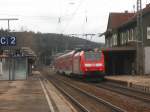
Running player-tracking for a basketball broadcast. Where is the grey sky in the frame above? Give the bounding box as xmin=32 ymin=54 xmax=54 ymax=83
xmin=0 ymin=0 xmax=149 ymax=42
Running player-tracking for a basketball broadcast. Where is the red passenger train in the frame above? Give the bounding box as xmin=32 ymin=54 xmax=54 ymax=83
xmin=54 ymin=49 xmax=105 ymax=79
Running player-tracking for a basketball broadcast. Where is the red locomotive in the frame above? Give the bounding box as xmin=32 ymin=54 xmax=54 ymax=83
xmin=54 ymin=49 xmax=105 ymax=79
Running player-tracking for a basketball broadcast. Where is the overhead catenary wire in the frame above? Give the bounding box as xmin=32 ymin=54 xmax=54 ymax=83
xmin=60 ymin=0 xmax=97 ymax=42
xmin=60 ymin=0 xmax=85 ymax=34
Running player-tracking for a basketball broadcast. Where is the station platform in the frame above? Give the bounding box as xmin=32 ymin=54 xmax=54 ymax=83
xmin=0 ymin=71 xmax=77 ymax=112
xmin=0 ymin=74 xmax=49 ymax=112
xmin=105 ymin=75 xmax=150 ymax=93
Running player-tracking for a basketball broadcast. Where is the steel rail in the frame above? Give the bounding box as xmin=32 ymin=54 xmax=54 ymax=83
xmin=50 ymin=76 xmax=126 ymax=112
xmin=49 ymin=79 xmax=90 ymax=112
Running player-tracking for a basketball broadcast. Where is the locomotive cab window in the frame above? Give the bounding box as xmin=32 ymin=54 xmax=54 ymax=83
xmin=84 ymin=52 xmax=101 ymax=61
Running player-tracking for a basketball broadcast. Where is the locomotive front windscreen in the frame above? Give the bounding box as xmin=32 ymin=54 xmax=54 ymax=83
xmin=84 ymin=52 xmax=101 ymax=61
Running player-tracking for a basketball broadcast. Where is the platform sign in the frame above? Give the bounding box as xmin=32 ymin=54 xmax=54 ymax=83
xmin=0 ymin=36 xmax=16 ymax=46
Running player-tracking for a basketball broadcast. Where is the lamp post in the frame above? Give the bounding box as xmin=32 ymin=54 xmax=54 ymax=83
xmin=0 ymin=18 xmax=18 ymax=31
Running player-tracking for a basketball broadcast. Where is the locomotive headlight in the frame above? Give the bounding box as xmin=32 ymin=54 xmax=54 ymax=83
xmin=85 ymin=64 xmax=91 ymax=67
xmin=96 ymin=63 xmax=103 ymax=67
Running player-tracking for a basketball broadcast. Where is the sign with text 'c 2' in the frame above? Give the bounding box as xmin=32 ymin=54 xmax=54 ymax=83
xmin=0 ymin=36 xmax=16 ymax=46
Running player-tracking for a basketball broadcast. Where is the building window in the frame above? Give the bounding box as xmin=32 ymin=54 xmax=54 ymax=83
xmin=123 ymin=32 xmax=126 ymax=44
xmin=115 ymin=34 xmax=117 ymax=45
xmin=121 ymin=32 xmax=124 ymax=45
xmin=129 ymin=29 xmax=132 ymax=40
xmin=120 ymin=32 xmax=128 ymax=45
xmin=122 ymin=33 xmax=124 ymax=45
xmin=125 ymin=31 xmax=128 ymax=43
xmin=112 ymin=34 xmax=117 ymax=46
xmin=128 ymin=29 xmax=134 ymax=41
xmin=112 ymin=36 xmax=114 ymax=46
xmin=147 ymin=27 xmax=150 ymax=39
xmin=131 ymin=29 xmax=134 ymax=40
xmin=134 ymin=27 xmax=137 ymax=40
xmin=127 ymin=30 xmax=130 ymax=41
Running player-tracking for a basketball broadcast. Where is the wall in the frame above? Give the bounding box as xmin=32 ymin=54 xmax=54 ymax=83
xmin=0 ymin=57 xmax=28 ymax=80
xmin=143 ymin=13 xmax=150 ymax=46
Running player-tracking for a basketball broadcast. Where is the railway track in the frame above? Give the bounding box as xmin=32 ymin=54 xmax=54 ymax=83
xmin=96 ymin=82 xmax=150 ymax=103
xmin=39 ymin=76 xmax=79 ymax=112
xmin=47 ymin=76 xmax=126 ymax=112
xmin=55 ymin=74 xmax=150 ymax=103
xmin=41 ymin=68 xmax=150 ymax=112
xmin=49 ymin=79 xmax=90 ymax=112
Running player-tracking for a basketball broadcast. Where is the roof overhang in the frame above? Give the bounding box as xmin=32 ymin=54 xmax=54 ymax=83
xmin=102 ymin=47 xmax=136 ymax=52
xmin=99 ymin=32 xmax=106 ymax=37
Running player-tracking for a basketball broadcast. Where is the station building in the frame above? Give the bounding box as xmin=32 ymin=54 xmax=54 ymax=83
xmin=102 ymin=4 xmax=150 ymax=75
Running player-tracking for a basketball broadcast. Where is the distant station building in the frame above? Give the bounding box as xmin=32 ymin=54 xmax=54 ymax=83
xmin=21 ymin=47 xmax=36 ymax=75
xmin=102 ymin=4 xmax=150 ymax=75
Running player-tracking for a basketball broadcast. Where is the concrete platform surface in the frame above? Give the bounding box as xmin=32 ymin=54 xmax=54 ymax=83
xmin=0 ymin=72 xmax=78 ymax=112
xmin=105 ymin=75 xmax=150 ymax=86
xmin=105 ymin=75 xmax=150 ymax=92
xmin=0 ymin=75 xmax=50 ymax=112
xmin=105 ymin=75 xmax=150 ymax=93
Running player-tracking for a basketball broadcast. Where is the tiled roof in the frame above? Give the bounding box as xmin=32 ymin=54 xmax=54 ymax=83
xmin=102 ymin=4 xmax=150 ymax=37
xmin=119 ymin=4 xmax=150 ymax=28
xmin=108 ymin=4 xmax=150 ymax=30
xmin=107 ymin=12 xmax=135 ymax=30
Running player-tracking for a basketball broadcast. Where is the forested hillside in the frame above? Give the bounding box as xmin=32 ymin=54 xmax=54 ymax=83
xmin=0 ymin=30 xmax=104 ymax=64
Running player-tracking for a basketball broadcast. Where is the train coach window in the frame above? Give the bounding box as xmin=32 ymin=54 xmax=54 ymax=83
xmin=84 ymin=52 xmax=101 ymax=61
